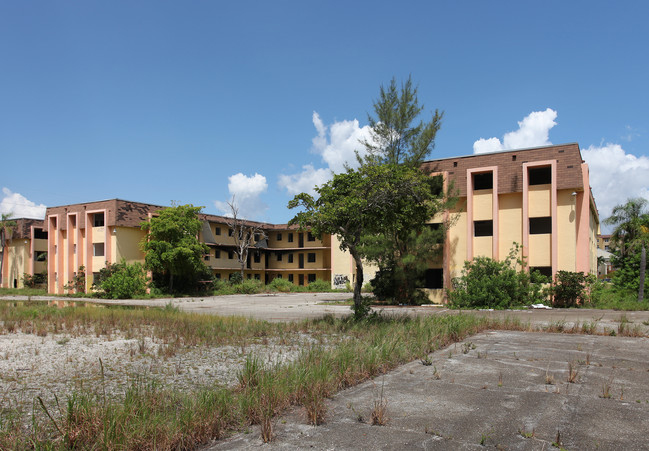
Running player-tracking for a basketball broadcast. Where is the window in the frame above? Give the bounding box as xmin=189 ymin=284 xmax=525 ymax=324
xmin=529 ymin=217 xmax=552 ymax=235
xmin=288 ymin=253 xmax=294 ymax=263
xmin=307 ymin=232 xmax=316 ymax=242
xmin=473 ymin=172 xmax=493 ymax=190
xmin=228 ymin=251 xmax=234 ymax=259
xmin=288 ymin=233 xmax=294 ymax=243
xmin=276 ymin=233 xmax=282 ymax=241
xmin=93 ymin=243 xmax=104 ymax=257
xmin=277 ymin=253 xmax=283 ymax=262
xmin=34 ymin=228 xmax=48 ymax=239
xmin=73 ymin=244 xmax=76 ymax=254
xmin=228 ymin=228 xmax=233 ymax=237
xmin=276 ymin=274 xmax=282 ymax=279
xmin=254 ymin=233 xmax=260 ymax=241
xmin=288 ymin=274 xmax=294 ymax=282
xmin=204 ymin=255 xmax=210 ymax=261
xmin=214 ymin=273 xmax=221 ymax=279
xmin=247 ymin=274 xmax=251 ymax=279
xmin=423 ymin=268 xmax=443 ymax=289
xmin=529 ymin=167 xmax=551 ymax=185
xmin=254 ymin=252 xmax=261 ymax=263
xmin=308 ymin=274 xmax=316 ymax=283
xmin=214 ymin=227 xmax=221 ymax=236
xmin=530 ymin=266 xmax=552 ymax=279
xmin=474 ymin=220 xmax=493 ymax=237
xmin=215 ymin=250 xmax=221 ymax=258
xmin=34 ymin=251 xmax=47 ymax=262
xmin=93 ymin=213 xmax=104 ymax=227
xmin=307 ymin=253 xmax=316 ymax=263
xmin=254 ymin=274 xmax=260 ymax=280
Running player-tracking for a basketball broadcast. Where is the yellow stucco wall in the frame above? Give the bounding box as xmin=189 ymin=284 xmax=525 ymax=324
xmin=447 ymin=205 xmax=467 ymax=280
xmin=473 ymin=190 xmax=493 ymax=220
xmin=557 ymin=189 xmax=577 ymax=272
xmin=528 ymin=185 xmax=551 ymax=217
xmin=115 ymin=227 xmax=147 ymax=263
xmin=498 ymin=193 xmax=523 ymax=257
xmin=528 ymin=234 xmax=551 ymax=267
xmin=6 ymin=240 xmax=28 ymax=288
xmin=473 ymin=236 xmax=492 ymax=258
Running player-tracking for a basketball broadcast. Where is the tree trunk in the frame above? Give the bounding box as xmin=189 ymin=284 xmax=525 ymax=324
xmin=169 ymin=272 xmax=174 ymax=293
xmin=349 ymin=248 xmax=364 ymax=311
xmin=639 ymin=245 xmax=646 ymax=303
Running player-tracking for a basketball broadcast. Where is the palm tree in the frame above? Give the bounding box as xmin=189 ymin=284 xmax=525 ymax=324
xmin=0 ymin=213 xmax=17 ymax=287
xmin=605 ymin=198 xmax=649 ymax=302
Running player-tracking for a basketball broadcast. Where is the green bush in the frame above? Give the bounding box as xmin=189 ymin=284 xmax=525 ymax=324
xmin=551 ymin=271 xmax=595 ymax=308
xmin=232 ymin=279 xmax=264 ymax=294
xmin=268 ymin=277 xmax=293 ymax=292
xmin=22 ymin=272 xmax=47 ymax=288
xmin=448 ymin=245 xmax=549 ymax=309
xmin=307 ymin=279 xmax=331 ymax=292
xmin=96 ymin=261 xmax=148 ymax=299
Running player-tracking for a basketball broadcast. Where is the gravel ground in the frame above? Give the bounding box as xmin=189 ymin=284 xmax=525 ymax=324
xmin=0 ymin=329 xmax=316 ymax=423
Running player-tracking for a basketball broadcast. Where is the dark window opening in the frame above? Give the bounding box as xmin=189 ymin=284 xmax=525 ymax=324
xmin=288 ymin=274 xmax=294 ymax=283
xmin=512 ymin=155 xmax=517 ymax=161
xmin=277 ymin=253 xmax=283 ymax=262
xmin=214 ymin=227 xmax=221 ymax=235
xmin=254 ymin=233 xmax=260 ymax=241
xmin=93 ymin=213 xmax=104 ymax=227
xmin=473 ymin=172 xmax=493 ymax=190
xmin=276 ymin=233 xmax=282 ymax=241
xmin=254 ymin=274 xmax=260 ymax=280
xmin=453 ymin=161 xmax=457 ymax=167
xmin=253 ymin=252 xmax=260 ymax=263
xmin=34 ymin=228 xmax=48 ymax=239
xmin=288 ymin=253 xmax=294 ymax=263
xmin=215 ymin=250 xmax=221 ymax=258
xmin=423 ymin=268 xmax=443 ymax=289
xmin=308 ymin=274 xmax=316 ymax=283
xmin=530 ymin=266 xmax=552 ymax=279
xmin=204 ymin=255 xmax=210 ymax=261
xmin=528 ymin=166 xmax=552 ymax=185
xmin=307 ymin=232 xmax=316 ymax=242
xmin=276 ymin=274 xmax=282 ymax=279
xmin=288 ymin=233 xmax=294 ymax=243
xmin=34 ymin=251 xmax=47 ymax=262
xmin=228 ymin=251 xmax=234 ymax=259
xmin=474 ymin=220 xmax=493 ymax=237
xmin=529 ymin=217 xmax=552 ymax=234
xmin=228 ymin=228 xmax=233 ymax=237
xmin=430 ymin=174 xmax=443 ymax=197
xmin=214 ymin=273 xmax=221 ymax=279
xmin=307 ymin=253 xmax=316 ymax=263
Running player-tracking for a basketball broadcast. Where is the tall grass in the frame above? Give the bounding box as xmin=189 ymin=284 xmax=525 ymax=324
xmin=0 ymin=301 xmax=499 ymax=450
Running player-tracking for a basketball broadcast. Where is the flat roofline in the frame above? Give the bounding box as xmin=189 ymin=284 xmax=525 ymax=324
xmin=422 ymin=142 xmax=581 ymax=164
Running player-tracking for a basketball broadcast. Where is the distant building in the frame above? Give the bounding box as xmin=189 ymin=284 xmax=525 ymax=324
xmin=0 ymin=218 xmax=48 ymax=289
xmin=597 ymin=234 xmax=612 ymax=252
xmin=420 ymin=143 xmax=599 ymax=303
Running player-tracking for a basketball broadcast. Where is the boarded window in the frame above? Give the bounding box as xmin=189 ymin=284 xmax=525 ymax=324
xmin=474 ymin=220 xmax=493 ymax=237
xmin=529 ymin=167 xmax=551 ymax=185
xmin=307 ymin=253 xmax=316 ymax=263
xmin=473 ymin=172 xmax=493 ymax=190
xmin=530 ymin=217 xmax=552 ymax=234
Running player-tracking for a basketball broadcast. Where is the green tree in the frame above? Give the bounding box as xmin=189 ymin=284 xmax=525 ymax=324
xmin=95 ymin=260 xmax=148 ymax=299
xmin=605 ymin=198 xmax=649 ymax=302
xmin=141 ymin=204 xmax=209 ymax=293
xmin=359 ymin=75 xmax=443 ymax=168
xmin=0 ymin=214 xmax=17 ymax=287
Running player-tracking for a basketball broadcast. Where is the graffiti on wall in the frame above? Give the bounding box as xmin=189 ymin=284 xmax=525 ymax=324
xmin=333 ymin=274 xmax=349 ymax=290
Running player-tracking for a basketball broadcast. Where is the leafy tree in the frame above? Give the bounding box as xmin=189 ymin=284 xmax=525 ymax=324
xmin=223 ymin=197 xmax=267 ymax=283
xmin=359 ymin=75 xmax=443 ymax=168
xmin=141 ymin=204 xmax=209 ymax=293
xmin=605 ymin=198 xmax=649 ymax=302
xmin=0 ymin=213 xmax=16 ymax=287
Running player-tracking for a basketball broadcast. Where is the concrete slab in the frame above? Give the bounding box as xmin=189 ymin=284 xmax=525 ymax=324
xmin=208 ymin=331 xmax=649 ymax=450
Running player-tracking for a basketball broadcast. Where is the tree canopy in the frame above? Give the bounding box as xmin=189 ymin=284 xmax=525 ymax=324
xmin=141 ymin=204 xmax=209 ymax=293
xmin=359 ymin=75 xmax=443 ymax=168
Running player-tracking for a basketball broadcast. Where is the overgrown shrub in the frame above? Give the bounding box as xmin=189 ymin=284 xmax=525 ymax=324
xmin=95 ymin=261 xmax=148 ymax=299
xmin=551 ymin=270 xmax=596 ymax=308
xmin=268 ymin=277 xmax=293 ymax=292
xmin=63 ymin=266 xmax=86 ymax=293
xmin=22 ymin=272 xmax=47 ymax=288
xmin=447 ymin=245 xmax=549 ymax=309
xmin=232 ymin=279 xmax=264 ymax=294
xmin=307 ymin=279 xmax=331 ymax=292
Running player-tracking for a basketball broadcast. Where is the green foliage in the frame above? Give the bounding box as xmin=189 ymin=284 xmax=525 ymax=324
xmin=550 ymin=271 xmax=596 ymax=308
xmin=359 ymin=75 xmax=443 ymax=168
xmin=611 ymin=242 xmax=649 ymax=292
xmin=307 ymin=279 xmax=331 ymax=292
xmin=63 ymin=266 xmax=86 ymax=293
xmin=22 ymin=272 xmax=47 ymax=288
xmin=590 ymin=281 xmax=649 ymax=310
xmin=141 ymin=204 xmax=209 ymax=294
xmin=448 ymin=245 xmax=549 ymax=309
xmin=95 ymin=261 xmax=149 ymax=299
xmin=268 ymin=277 xmax=293 ymax=292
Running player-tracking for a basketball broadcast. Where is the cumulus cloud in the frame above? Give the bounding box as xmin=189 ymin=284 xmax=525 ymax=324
xmin=0 ymin=188 xmax=46 ymax=219
xmin=214 ymin=173 xmax=268 ymax=220
xmin=582 ymin=143 xmax=649 ymax=226
xmin=473 ymin=108 xmax=558 ymax=154
xmin=278 ymin=112 xmax=373 ymax=195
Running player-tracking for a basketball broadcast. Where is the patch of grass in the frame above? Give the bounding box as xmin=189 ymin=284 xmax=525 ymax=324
xmin=567 ymin=360 xmax=580 ymax=383
xmin=0 ymin=287 xmax=48 ymax=297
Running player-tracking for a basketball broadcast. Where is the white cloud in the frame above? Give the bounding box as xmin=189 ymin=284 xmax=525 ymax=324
xmin=278 ymin=164 xmax=332 ymax=196
xmin=0 ymin=188 xmax=46 ymax=219
xmin=581 ymin=143 xmax=649 ymax=227
xmin=279 ymin=112 xmax=373 ymax=195
xmin=473 ymin=108 xmax=558 ymax=154
xmin=214 ymin=173 xmax=268 ymax=220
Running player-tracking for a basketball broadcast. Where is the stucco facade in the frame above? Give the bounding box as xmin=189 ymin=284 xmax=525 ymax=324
xmin=420 ymin=143 xmax=600 ymax=303
xmin=0 ymin=218 xmax=48 ymax=289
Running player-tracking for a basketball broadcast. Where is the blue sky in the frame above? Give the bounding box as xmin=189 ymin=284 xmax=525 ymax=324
xmin=2 ymin=1 xmax=648 ymax=230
